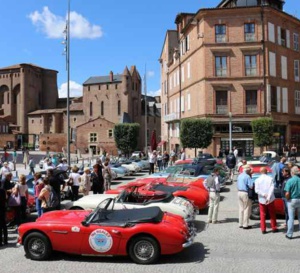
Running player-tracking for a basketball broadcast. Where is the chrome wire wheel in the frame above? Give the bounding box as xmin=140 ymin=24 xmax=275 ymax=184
xmin=133 ymin=240 xmax=155 ymax=261
xmin=28 ymin=237 xmax=46 ymax=257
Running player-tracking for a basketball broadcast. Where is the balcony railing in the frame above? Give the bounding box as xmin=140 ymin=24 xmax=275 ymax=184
xmin=246 ymin=105 xmax=257 ymax=113
xmin=216 ymin=34 xmax=226 ymax=43
xmin=245 ymin=33 xmax=256 ymax=42
xmin=164 ymin=112 xmax=180 ymax=122
xmin=216 ymin=105 xmax=228 ymax=114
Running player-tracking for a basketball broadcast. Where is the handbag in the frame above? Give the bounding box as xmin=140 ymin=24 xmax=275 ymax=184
xmin=8 ymin=193 xmax=21 ymax=206
xmin=67 ymin=177 xmax=74 ymax=186
xmin=247 ymin=186 xmax=257 ymax=200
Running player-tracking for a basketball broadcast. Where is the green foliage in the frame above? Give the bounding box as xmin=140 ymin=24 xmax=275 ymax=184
xmin=180 ymin=118 xmax=213 ymax=150
xmin=251 ymin=118 xmax=274 ymax=148
xmin=114 ymin=123 xmax=140 ymax=154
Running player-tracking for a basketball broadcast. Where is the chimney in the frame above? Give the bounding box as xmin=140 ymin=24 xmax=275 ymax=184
xmin=110 ymin=71 xmax=113 ymax=82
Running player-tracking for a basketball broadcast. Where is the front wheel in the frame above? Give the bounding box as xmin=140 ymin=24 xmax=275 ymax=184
xmin=250 ymin=201 xmax=260 ymax=220
xmin=129 ymin=236 xmax=160 ymax=264
xmin=24 ymin=232 xmax=52 ymax=260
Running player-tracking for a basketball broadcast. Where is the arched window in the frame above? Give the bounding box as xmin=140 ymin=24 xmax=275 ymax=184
xmin=118 ymin=100 xmax=121 ymax=115
xmin=90 ymin=102 xmax=93 ymax=116
xmin=101 ymin=101 xmax=104 ymax=116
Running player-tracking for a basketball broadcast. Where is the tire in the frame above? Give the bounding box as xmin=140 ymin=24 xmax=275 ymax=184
xmin=129 ymin=236 xmax=160 ymax=264
xmin=250 ymin=202 xmax=260 ymax=220
xmin=24 ymin=232 xmax=52 ymax=261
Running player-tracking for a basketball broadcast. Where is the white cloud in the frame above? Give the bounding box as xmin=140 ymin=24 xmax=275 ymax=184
xmin=147 ymin=88 xmax=161 ymax=97
xmin=58 ymin=81 xmax=83 ymax=98
xmin=28 ymin=6 xmax=103 ymax=39
xmin=147 ymin=70 xmax=155 ymax=77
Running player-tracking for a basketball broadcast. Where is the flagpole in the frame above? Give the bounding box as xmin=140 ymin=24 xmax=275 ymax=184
xmin=144 ymin=65 xmax=147 ymax=156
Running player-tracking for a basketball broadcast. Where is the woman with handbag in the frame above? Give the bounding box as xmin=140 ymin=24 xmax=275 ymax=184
xmin=68 ymin=166 xmax=81 ymax=201
xmin=34 ymin=172 xmax=44 ymax=217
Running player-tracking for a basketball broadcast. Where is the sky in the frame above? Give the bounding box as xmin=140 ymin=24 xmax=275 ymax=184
xmin=0 ymin=0 xmax=298 ymax=98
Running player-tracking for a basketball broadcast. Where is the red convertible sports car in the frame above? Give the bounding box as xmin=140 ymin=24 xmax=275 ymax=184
xmin=106 ymin=181 xmax=209 ymax=210
xmin=18 ymin=198 xmax=196 ymax=264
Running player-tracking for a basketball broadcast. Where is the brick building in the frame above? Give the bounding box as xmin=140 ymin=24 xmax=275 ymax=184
xmin=0 ymin=63 xmax=161 ymax=154
xmin=0 ymin=63 xmax=58 ymax=149
xmin=160 ymin=0 xmax=300 ymax=157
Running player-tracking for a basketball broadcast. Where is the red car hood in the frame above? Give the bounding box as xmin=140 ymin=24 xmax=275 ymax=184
xmin=36 ymin=210 xmax=91 ymax=224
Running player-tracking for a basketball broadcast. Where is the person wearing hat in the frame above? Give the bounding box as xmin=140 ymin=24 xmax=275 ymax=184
xmin=237 ymin=165 xmax=254 ymax=229
xmin=0 ymin=162 xmax=11 ymax=180
xmin=80 ymin=167 xmax=91 ymax=196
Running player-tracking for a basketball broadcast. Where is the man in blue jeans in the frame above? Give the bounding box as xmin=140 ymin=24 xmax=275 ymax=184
xmin=284 ymin=166 xmax=300 ymax=239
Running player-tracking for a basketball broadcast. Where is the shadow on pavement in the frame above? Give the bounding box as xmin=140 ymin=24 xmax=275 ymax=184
xmin=50 ymin=242 xmax=209 ymax=264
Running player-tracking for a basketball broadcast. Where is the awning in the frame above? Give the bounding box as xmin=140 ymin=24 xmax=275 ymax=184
xmin=157 ymin=140 xmax=166 ymax=146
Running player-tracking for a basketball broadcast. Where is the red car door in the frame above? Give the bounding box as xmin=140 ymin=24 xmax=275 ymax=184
xmin=80 ymin=225 xmax=123 ymax=255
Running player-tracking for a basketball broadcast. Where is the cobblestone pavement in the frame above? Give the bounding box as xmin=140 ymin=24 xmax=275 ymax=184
xmin=2 ymin=170 xmax=300 ymax=273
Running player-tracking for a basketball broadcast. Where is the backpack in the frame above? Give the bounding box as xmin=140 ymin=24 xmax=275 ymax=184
xmin=47 ymin=186 xmax=59 ymax=208
xmin=206 ymin=174 xmax=216 ymax=189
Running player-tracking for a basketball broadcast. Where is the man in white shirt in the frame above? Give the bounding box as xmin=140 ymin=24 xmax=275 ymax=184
xmin=0 ymin=162 xmax=11 ymax=180
xmin=233 ymin=147 xmax=238 ymax=158
xmin=204 ymin=168 xmax=221 ymax=224
xmin=180 ymin=149 xmax=186 ymax=160
xmin=255 ymin=167 xmax=278 ymax=234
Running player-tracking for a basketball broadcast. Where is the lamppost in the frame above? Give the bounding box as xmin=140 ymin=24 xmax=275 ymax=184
xmin=62 ymin=0 xmax=71 ymax=164
xmin=229 ymin=112 xmax=232 ymax=153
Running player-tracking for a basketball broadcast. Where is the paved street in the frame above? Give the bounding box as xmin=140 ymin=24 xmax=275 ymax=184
xmin=2 ymin=167 xmax=300 ymax=273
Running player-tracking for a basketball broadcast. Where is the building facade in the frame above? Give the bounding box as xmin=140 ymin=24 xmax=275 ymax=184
xmin=160 ymin=0 xmax=300 ymax=157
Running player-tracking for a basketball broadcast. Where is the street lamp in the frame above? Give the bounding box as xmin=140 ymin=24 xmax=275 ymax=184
xmin=62 ymin=0 xmax=71 ymax=164
xmin=229 ymin=112 xmax=232 ymax=153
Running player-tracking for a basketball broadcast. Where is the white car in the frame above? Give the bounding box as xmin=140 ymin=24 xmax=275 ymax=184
xmin=247 ymin=151 xmax=280 ymax=164
xmin=66 ymin=189 xmax=197 ymax=221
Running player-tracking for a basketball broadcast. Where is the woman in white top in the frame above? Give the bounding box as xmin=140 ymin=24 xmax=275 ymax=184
xmin=80 ymin=167 xmax=91 ymax=196
xmin=68 ymin=165 xmax=81 ymax=201
xmin=16 ymin=174 xmax=28 ymax=224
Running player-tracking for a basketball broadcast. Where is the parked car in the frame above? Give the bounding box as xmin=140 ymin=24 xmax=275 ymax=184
xmin=246 ymin=151 xmax=280 ymax=165
xmin=107 ymin=181 xmax=209 ymax=210
xmin=66 ymin=187 xmax=197 ymax=221
xmin=18 ymin=198 xmax=196 ymax=264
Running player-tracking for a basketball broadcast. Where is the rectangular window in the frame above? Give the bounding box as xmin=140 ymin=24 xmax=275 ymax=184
xmin=295 ymin=60 xmax=300 ymax=82
xmin=244 ymin=23 xmax=255 ymax=42
xmin=118 ymin=100 xmax=121 ymax=115
xmin=216 ymin=91 xmax=228 ymax=114
xmin=181 ymin=95 xmax=184 ymax=112
xmin=98 ymin=85 xmax=101 ymax=90
xmin=89 ymin=133 xmax=97 ymax=142
xmin=176 ymin=70 xmax=180 ymax=86
xmin=295 ymin=90 xmax=300 ymax=114
xmin=278 ymin=26 xmax=287 ymax=47
xmin=187 ymin=62 xmax=191 ymax=79
xmin=294 ymin=33 xmax=299 ymax=51
xmin=215 ymin=56 xmax=227 ymax=77
xmin=169 ymin=124 xmax=173 ymax=137
xmin=215 ymin=24 xmax=226 ymax=43
xmin=108 ymin=129 xmax=113 ymax=138
xmin=271 ymin=86 xmax=277 ymax=112
xmin=245 ymin=55 xmax=257 ymax=76
xmin=181 ymin=67 xmax=185 ymax=83
xmin=187 ymin=93 xmax=191 ymax=110
xmin=170 ymin=74 xmax=172 ymax=90
xmin=246 ymin=90 xmax=257 ymax=113
xmin=173 ymin=72 xmax=176 ymax=87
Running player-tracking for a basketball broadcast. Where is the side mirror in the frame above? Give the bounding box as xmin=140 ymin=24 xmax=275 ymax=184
xmin=81 ymin=220 xmax=89 ymax=227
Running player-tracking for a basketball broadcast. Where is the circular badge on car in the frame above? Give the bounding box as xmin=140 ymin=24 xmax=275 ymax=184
xmin=89 ymin=229 xmax=113 ymax=253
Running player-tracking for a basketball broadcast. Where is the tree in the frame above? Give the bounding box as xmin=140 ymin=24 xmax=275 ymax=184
xmin=114 ymin=123 xmax=140 ymax=156
xmin=180 ymin=118 xmax=213 ymax=157
xmin=251 ymin=117 xmax=274 ymax=150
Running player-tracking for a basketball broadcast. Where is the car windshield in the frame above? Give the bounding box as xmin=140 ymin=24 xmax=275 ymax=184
xmin=85 ymin=198 xmax=115 ymax=223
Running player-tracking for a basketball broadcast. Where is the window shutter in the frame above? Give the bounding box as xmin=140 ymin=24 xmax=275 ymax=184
xmin=286 ymin=30 xmax=290 ymax=48
xmin=267 ymin=84 xmax=271 ymax=112
xmin=269 ymin=52 xmax=276 ymax=77
xmin=282 ymin=88 xmax=288 ymax=113
xmin=181 ymin=95 xmax=184 ymax=112
xmin=277 ymin=87 xmax=281 ymax=112
xmin=268 ymin=22 xmax=275 ymax=43
xmin=187 ymin=93 xmax=191 ymax=110
xmin=281 ymin=56 xmax=287 ymax=79
xmin=277 ymin=26 xmax=281 ymax=45
xmin=181 ymin=67 xmax=185 ymax=82
xmin=294 ymin=60 xmax=300 ymax=82
xmin=187 ymin=35 xmax=190 ymax=51
xmin=187 ymin=62 xmax=191 ymax=78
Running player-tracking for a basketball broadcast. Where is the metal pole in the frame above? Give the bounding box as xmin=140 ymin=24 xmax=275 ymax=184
xmin=229 ymin=112 xmax=232 ymax=153
xmin=144 ymin=65 xmax=147 ymax=156
xmin=67 ymin=0 xmax=71 ymax=165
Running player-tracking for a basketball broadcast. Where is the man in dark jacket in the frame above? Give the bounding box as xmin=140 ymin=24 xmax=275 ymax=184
xmin=226 ymin=152 xmax=236 ymax=182
xmin=47 ymin=169 xmax=64 ymax=210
